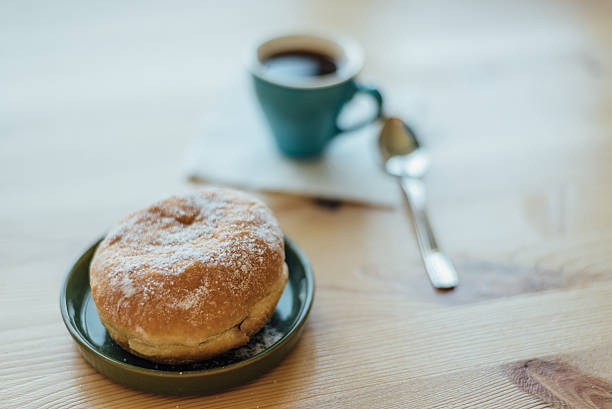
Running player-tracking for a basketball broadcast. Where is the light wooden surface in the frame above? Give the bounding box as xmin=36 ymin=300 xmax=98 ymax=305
xmin=2 ymin=0 xmax=612 ymax=408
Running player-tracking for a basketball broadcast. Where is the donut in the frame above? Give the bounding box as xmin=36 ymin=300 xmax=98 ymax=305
xmin=89 ymin=187 xmax=288 ymax=364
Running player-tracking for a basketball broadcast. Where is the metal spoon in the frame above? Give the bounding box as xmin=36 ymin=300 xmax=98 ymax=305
xmin=378 ymin=117 xmax=459 ymax=289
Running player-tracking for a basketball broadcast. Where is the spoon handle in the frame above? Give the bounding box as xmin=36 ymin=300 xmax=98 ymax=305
xmin=400 ymin=177 xmax=459 ymax=289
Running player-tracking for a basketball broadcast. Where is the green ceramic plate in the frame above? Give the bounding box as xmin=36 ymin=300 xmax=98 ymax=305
xmin=60 ymin=236 xmax=314 ymax=395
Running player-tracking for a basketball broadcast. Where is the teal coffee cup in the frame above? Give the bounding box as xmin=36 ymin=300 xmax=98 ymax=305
xmin=250 ymin=34 xmax=383 ymax=158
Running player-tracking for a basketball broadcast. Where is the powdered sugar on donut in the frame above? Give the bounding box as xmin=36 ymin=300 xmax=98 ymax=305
xmin=99 ymin=189 xmax=281 ymax=281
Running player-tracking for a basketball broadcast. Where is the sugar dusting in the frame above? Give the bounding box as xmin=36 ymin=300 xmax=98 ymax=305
xmin=109 ymin=273 xmax=136 ymax=298
xmin=231 ymin=325 xmax=283 ymax=360
xmin=175 ymin=285 xmax=209 ymax=310
xmin=102 ymin=190 xmax=281 ymax=279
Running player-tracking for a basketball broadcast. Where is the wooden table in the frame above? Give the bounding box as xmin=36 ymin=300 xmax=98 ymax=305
xmin=3 ymin=0 xmax=612 ymax=407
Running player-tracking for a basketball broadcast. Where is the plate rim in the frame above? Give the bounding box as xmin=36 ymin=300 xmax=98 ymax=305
xmin=59 ymin=235 xmax=314 ymax=378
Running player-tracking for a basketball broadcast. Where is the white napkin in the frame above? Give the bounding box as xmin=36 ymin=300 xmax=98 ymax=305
xmin=184 ymin=82 xmax=400 ymax=207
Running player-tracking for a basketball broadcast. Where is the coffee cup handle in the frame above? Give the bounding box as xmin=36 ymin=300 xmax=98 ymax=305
xmin=334 ymin=83 xmax=384 ymax=135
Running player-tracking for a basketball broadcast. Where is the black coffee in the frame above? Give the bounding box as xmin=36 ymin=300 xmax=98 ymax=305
xmin=262 ymin=50 xmax=338 ymax=80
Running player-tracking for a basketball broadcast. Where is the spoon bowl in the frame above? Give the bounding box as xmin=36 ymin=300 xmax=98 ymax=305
xmin=378 ymin=117 xmax=430 ymax=178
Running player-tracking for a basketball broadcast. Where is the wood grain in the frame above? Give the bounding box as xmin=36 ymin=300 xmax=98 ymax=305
xmin=508 ymin=359 xmax=612 ymax=409
xmin=2 ymin=0 xmax=612 ymax=407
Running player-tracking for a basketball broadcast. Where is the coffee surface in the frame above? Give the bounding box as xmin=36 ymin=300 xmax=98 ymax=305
xmin=262 ymin=50 xmax=337 ymax=80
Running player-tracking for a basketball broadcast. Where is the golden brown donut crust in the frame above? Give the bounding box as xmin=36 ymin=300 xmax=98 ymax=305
xmin=89 ymin=187 xmax=287 ymax=363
